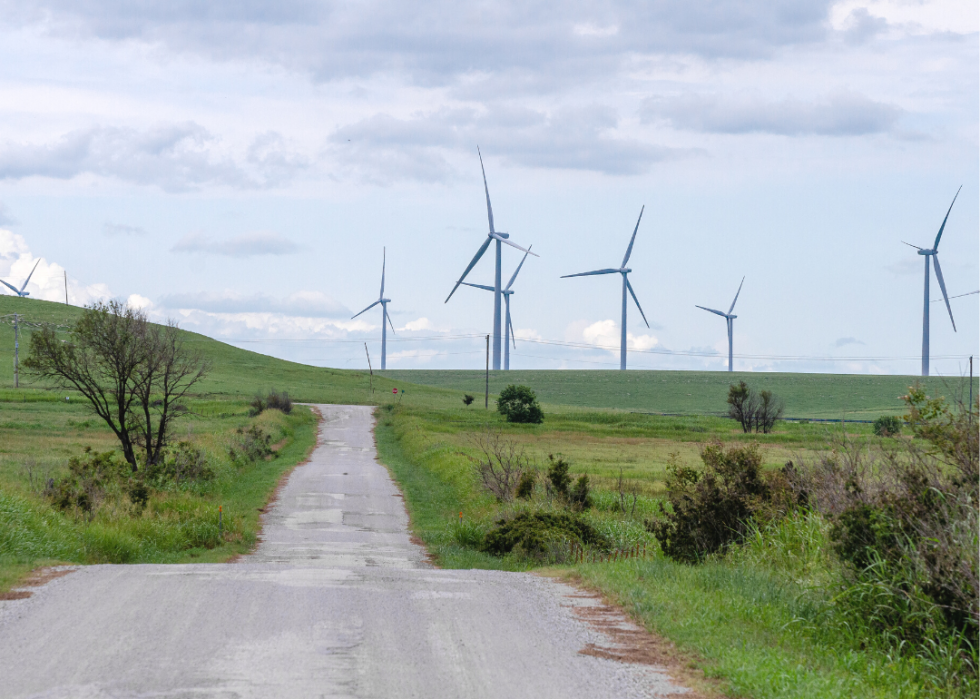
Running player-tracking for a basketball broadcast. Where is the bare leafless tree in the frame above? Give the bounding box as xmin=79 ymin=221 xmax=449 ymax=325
xmin=468 ymin=425 xmax=531 ymax=502
xmin=25 ymin=300 xmax=209 ymax=471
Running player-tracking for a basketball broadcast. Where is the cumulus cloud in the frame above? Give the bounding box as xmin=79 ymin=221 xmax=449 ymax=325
xmin=2 ymin=1 xmax=836 ymax=89
xmin=103 ymin=222 xmax=146 ymax=237
xmin=581 ymin=319 xmax=660 ymax=352
xmin=0 ymin=229 xmax=112 ymax=304
xmin=158 ymin=290 xmax=348 ymax=317
xmin=0 ymin=125 xmax=306 ymax=191
xmin=643 ymin=90 xmax=903 ymax=136
xmin=332 ymin=105 xmax=687 ymax=181
xmin=171 ymin=231 xmax=300 ymax=257
xmin=398 ymin=317 xmax=445 ymax=332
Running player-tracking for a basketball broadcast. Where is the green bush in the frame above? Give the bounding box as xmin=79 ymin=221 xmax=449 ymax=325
xmin=143 ymin=442 xmax=215 ymax=486
xmin=481 ymin=511 xmax=609 ymax=558
xmin=496 ymin=384 xmax=544 ymax=424
xmin=647 ymin=444 xmax=795 ymax=563
xmin=569 ymin=475 xmax=593 ymax=511
xmin=546 ymin=454 xmax=571 ymax=498
xmin=872 ymin=415 xmax=902 ymax=437
xmin=45 ymin=448 xmax=129 ymax=516
xmin=229 ymin=425 xmax=274 ymax=465
xmin=515 ymin=471 xmax=536 ymax=499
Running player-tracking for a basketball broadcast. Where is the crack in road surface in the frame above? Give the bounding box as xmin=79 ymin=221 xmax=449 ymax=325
xmin=0 ymin=405 xmax=690 ymax=698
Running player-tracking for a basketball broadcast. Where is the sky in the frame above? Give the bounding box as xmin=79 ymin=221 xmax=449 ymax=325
xmin=0 ymin=0 xmax=977 ymax=376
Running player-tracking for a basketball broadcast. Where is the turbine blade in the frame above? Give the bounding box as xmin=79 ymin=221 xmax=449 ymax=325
xmin=445 ymin=236 xmax=493 ymax=302
xmin=621 ymin=205 xmax=645 ymax=267
xmin=508 ymin=309 xmax=516 ymax=348
xmin=351 ymin=299 xmax=381 ymax=319
xmin=561 ymin=268 xmax=620 ymax=278
xmin=933 ymin=185 xmax=962 ymax=250
xmin=505 ymin=246 xmax=531 ymax=290
xmin=932 ymin=256 xmax=956 ymax=331
xmin=0 ymin=279 xmax=20 ymax=294
xmin=478 ymin=147 xmax=495 ymax=234
xmin=380 ymin=247 xmax=386 ymax=297
xmin=461 ymin=282 xmax=495 ymax=292
xmin=728 ymin=276 xmax=745 ymax=315
xmin=20 ymin=259 xmax=40 ymax=292
xmin=901 ymin=241 xmax=923 ymax=250
xmin=385 ymin=305 xmax=396 ymax=335
xmin=492 ymin=234 xmax=538 ymax=256
xmin=625 ymin=277 xmax=650 ymax=328
xmin=696 ymin=305 xmax=728 ymax=318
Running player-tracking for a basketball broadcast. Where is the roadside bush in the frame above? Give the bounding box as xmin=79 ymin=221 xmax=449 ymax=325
xmin=229 ymin=425 xmax=275 ymax=465
xmin=481 ymin=511 xmax=609 ymax=558
xmin=546 ymin=454 xmax=571 ymax=499
xmin=250 ymin=389 xmax=292 ymax=416
xmin=45 ymin=448 xmax=129 ymax=517
xmin=726 ymin=381 xmax=784 ymax=433
xmin=462 ymin=394 xmax=475 ymax=406
xmin=468 ymin=426 xmax=530 ymax=502
xmin=647 ymin=444 xmax=796 ymax=563
xmin=516 ymin=471 xmax=536 ymax=499
xmin=496 ymin=384 xmax=544 ymax=424
xmin=143 ymin=442 xmax=215 ymax=486
xmin=872 ymin=415 xmax=902 ymax=437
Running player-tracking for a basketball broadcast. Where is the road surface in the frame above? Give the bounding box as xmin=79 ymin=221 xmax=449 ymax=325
xmin=0 ymin=405 xmax=688 ymax=698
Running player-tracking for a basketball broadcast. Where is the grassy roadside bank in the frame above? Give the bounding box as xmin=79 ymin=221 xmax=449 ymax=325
xmin=375 ymin=403 xmax=976 ymax=698
xmin=0 ymin=399 xmax=318 ymax=592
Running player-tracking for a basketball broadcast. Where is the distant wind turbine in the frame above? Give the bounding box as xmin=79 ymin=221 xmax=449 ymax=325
xmin=696 ymin=277 xmax=744 ymax=373
xmin=903 ymin=186 xmax=960 ymax=377
xmin=0 ymin=260 xmax=40 ymax=297
xmin=562 ymin=206 xmax=649 ymax=371
xmin=461 ymin=246 xmax=532 ymax=371
xmin=445 ymin=148 xmax=537 ymax=371
xmin=352 ymin=248 xmax=395 ymax=370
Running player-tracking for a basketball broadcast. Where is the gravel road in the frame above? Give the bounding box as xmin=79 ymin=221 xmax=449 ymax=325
xmin=0 ymin=405 xmax=689 ymax=698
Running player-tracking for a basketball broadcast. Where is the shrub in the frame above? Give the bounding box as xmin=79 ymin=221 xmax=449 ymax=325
xmin=569 ymin=475 xmax=593 ymax=511
xmin=143 ymin=442 xmax=215 ymax=486
xmin=647 ymin=444 xmax=795 ymax=563
xmin=462 ymin=394 xmax=475 ymax=406
xmin=496 ymin=384 xmax=544 ymax=424
xmin=727 ymin=382 xmax=784 ymax=434
xmin=481 ymin=511 xmax=609 ymax=558
xmin=516 ymin=471 xmax=536 ymax=499
xmin=45 ymin=448 xmax=129 ymax=517
xmin=872 ymin=415 xmax=902 ymax=437
xmin=250 ymin=390 xmax=292 ymax=416
xmin=546 ymin=454 xmax=571 ymax=499
xmin=468 ymin=426 xmax=530 ymax=502
xmin=248 ymin=395 xmax=265 ymax=417
xmin=229 ymin=425 xmax=274 ymax=465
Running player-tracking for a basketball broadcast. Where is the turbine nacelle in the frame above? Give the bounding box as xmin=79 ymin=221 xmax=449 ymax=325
xmin=917 ymin=249 xmax=936 ymax=256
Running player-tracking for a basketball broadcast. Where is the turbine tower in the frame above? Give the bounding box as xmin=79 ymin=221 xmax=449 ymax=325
xmin=904 ymin=187 xmax=960 ymax=377
xmin=352 ymin=248 xmax=395 ymax=370
xmin=696 ymin=277 xmax=744 ymax=373
xmin=461 ymin=246 xmax=532 ymax=370
xmin=445 ymin=148 xmax=537 ymax=370
xmin=0 ymin=260 xmax=40 ymax=297
xmin=562 ymin=206 xmax=649 ymax=371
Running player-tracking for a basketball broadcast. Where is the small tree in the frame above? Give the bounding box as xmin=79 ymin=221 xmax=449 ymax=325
xmin=755 ymin=390 xmax=784 ymax=434
xmin=25 ymin=301 xmax=209 ymax=471
xmin=462 ymin=394 xmax=475 ymax=406
xmin=872 ymin=415 xmax=902 ymax=437
xmin=497 ymin=384 xmax=544 ymax=424
xmin=469 ymin=426 xmax=531 ymax=502
xmin=727 ymin=381 xmax=756 ymax=433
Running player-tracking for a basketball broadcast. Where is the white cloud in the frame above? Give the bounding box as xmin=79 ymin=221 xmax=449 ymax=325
xmin=399 ymin=317 xmax=441 ymax=332
xmin=159 ymin=290 xmax=348 ymax=317
xmin=126 ymin=293 xmax=152 ymax=310
xmin=580 ymin=319 xmax=659 ymax=352
xmin=171 ymin=231 xmax=300 ymax=257
xmin=0 ymin=229 xmax=112 ymax=305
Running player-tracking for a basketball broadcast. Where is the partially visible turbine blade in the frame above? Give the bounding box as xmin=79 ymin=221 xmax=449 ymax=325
xmin=621 ymin=205 xmax=645 ymax=267
xmin=625 ymin=277 xmax=650 ymax=328
xmin=696 ymin=305 xmax=728 ymax=318
xmin=380 ymin=247 xmax=386 ymax=297
xmin=461 ymin=282 xmax=495 ymax=292
xmin=478 ymin=147 xmax=495 ymax=234
xmin=901 ymin=241 xmax=923 ymax=250
xmin=351 ymin=299 xmax=381 ymax=319
xmin=505 ymin=246 xmax=531 ymax=290
xmin=0 ymin=279 xmax=20 ymax=294
xmin=561 ymin=268 xmax=620 ymax=278
xmin=492 ymin=233 xmax=538 ymax=256
xmin=385 ymin=306 xmax=396 ymax=335
xmin=932 ymin=255 xmax=956 ymax=331
xmin=508 ymin=310 xmax=516 ymax=349
xmin=20 ymin=259 xmax=40 ymax=292
xmin=445 ymin=236 xmax=493 ymax=303
xmin=933 ymin=185 xmax=962 ymax=251
xmin=728 ymin=276 xmax=745 ymax=315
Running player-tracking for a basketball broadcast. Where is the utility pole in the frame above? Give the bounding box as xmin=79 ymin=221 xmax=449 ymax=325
xmin=364 ymin=343 xmax=374 ymax=393
xmin=13 ymin=313 xmax=20 ymax=389
xmin=970 ymin=356 xmax=974 ymax=424
xmin=485 ymin=334 xmax=490 ymax=409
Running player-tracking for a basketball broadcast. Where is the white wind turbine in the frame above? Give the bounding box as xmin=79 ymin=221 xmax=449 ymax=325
xmin=352 ymin=248 xmax=395 ymax=370
xmin=1 ymin=260 xmax=41 ymax=297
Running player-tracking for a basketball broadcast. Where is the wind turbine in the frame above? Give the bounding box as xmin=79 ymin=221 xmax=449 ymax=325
xmin=1 ymin=260 xmax=40 ymax=297
xmin=461 ymin=246 xmax=532 ymax=371
xmin=445 ymin=148 xmax=537 ymax=370
xmin=696 ymin=277 xmax=744 ymax=373
xmin=903 ymin=187 xmax=960 ymax=377
xmin=562 ymin=206 xmax=649 ymax=371
xmin=352 ymin=248 xmax=395 ymax=370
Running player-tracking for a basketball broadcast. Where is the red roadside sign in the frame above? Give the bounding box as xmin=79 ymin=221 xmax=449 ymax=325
xmin=392 ymin=388 xmax=397 ymax=394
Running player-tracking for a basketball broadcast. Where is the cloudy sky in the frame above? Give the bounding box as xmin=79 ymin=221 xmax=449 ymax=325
xmin=0 ymin=0 xmax=976 ymax=375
